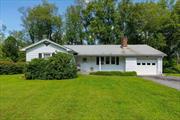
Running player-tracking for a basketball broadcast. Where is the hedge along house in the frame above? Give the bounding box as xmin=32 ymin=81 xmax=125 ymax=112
xmin=21 ymin=38 xmax=166 ymax=75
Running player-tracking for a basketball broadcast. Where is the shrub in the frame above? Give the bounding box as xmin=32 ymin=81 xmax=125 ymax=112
xmin=0 ymin=61 xmax=25 ymax=75
xmin=25 ymin=52 xmax=77 ymax=80
xmin=90 ymin=71 xmax=137 ymax=76
xmin=164 ymin=65 xmax=180 ymax=73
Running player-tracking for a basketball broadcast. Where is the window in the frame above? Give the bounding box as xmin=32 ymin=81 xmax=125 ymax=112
xmin=83 ymin=58 xmax=87 ymax=62
xmin=152 ymin=63 xmax=156 ymax=65
xmin=52 ymin=53 xmax=55 ymax=56
xmin=106 ymin=57 xmax=110 ymax=64
xmin=116 ymin=57 xmax=119 ymax=65
xmin=142 ymin=63 xmax=146 ymax=65
xmin=44 ymin=53 xmax=51 ymax=58
xmin=111 ymin=57 xmax=115 ymax=64
xmin=39 ymin=53 xmax=42 ymax=58
xmin=101 ymin=57 xmax=104 ymax=65
xmin=147 ymin=63 xmax=151 ymax=65
xmin=137 ymin=63 xmax=141 ymax=65
xmin=96 ymin=57 xmax=99 ymax=65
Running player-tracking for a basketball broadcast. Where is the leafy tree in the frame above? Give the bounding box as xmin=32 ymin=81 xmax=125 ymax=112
xmin=2 ymin=36 xmax=19 ymax=62
xmin=0 ymin=24 xmax=7 ymax=43
xmin=19 ymin=0 xmax=63 ymax=44
xmin=117 ymin=0 xmax=170 ymax=49
xmin=161 ymin=0 xmax=180 ymax=65
xmin=65 ymin=5 xmax=84 ymax=44
xmin=80 ymin=0 xmax=120 ymax=44
xmin=9 ymin=30 xmax=30 ymax=47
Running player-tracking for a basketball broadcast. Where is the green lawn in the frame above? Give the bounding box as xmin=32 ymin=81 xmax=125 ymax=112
xmin=0 ymin=75 xmax=180 ymax=120
xmin=165 ymin=73 xmax=180 ymax=77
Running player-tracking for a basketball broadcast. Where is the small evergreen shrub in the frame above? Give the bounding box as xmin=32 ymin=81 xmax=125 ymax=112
xmin=90 ymin=71 xmax=137 ymax=76
xmin=0 ymin=61 xmax=25 ymax=74
xmin=25 ymin=52 xmax=77 ymax=80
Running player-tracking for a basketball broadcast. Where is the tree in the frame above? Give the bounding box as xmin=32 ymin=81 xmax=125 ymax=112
xmin=80 ymin=0 xmax=120 ymax=44
xmin=117 ymin=0 xmax=170 ymax=49
xmin=65 ymin=5 xmax=83 ymax=44
xmin=2 ymin=36 xmax=19 ymax=62
xmin=19 ymin=0 xmax=63 ymax=44
xmin=0 ymin=24 xmax=7 ymax=43
xmin=9 ymin=30 xmax=30 ymax=47
xmin=161 ymin=0 xmax=180 ymax=65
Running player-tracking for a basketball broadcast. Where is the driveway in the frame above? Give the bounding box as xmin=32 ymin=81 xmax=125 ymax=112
xmin=141 ymin=76 xmax=180 ymax=90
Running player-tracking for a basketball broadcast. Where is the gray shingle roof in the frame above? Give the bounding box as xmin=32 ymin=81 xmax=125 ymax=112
xmin=21 ymin=39 xmax=166 ymax=56
xmin=64 ymin=45 xmax=166 ymax=56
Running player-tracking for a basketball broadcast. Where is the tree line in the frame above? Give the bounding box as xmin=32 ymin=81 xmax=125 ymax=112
xmin=0 ymin=0 xmax=179 ymax=72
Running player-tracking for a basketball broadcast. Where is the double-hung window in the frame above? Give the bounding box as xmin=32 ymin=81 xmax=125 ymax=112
xmin=38 ymin=53 xmax=52 ymax=59
xmin=44 ymin=53 xmax=51 ymax=58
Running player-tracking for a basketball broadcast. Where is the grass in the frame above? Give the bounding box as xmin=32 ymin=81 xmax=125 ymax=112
xmin=165 ymin=73 xmax=180 ymax=77
xmin=0 ymin=74 xmax=180 ymax=120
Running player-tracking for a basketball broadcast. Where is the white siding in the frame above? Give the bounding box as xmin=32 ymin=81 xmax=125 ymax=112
xmin=157 ymin=57 xmax=163 ymax=75
xmin=75 ymin=56 xmax=125 ymax=72
xmin=125 ymin=57 xmax=137 ymax=72
xmin=125 ymin=57 xmax=163 ymax=75
xmin=26 ymin=43 xmax=67 ymax=61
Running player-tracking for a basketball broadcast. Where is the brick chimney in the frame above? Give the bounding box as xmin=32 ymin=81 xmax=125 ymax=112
xmin=121 ymin=36 xmax=128 ymax=48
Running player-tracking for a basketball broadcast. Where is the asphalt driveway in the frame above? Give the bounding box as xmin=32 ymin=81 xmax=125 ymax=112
xmin=141 ymin=76 xmax=180 ymax=90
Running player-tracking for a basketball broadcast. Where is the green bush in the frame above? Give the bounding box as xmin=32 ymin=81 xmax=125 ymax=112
xmin=0 ymin=61 xmax=25 ymax=75
xmin=164 ymin=64 xmax=180 ymax=73
xmin=25 ymin=52 xmax=77 ymax=80
xmin=90 ymin=71 xmax=137 ymax=76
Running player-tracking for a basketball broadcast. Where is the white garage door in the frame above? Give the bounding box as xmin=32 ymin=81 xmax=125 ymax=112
xmin=136 ymin=59 xmax=157 ymax=75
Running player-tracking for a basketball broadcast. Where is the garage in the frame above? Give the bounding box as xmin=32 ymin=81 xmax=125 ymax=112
xmin=136 ymin=59 xmax=157 ymax=75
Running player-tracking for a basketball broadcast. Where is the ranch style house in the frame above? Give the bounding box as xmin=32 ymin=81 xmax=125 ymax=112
xmin=21 ymin=37 xmax=166 ymax=75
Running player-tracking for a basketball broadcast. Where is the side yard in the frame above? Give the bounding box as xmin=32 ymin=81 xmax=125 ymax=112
xmin=165 ymin=73 xmax=180 ymax=77
xmin=0 ymin=75 xmax=180 ymax=120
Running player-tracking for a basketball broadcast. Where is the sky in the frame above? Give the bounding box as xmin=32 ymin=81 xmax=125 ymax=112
xmin=0 ymin=0 xmax=75 ymax=32
xmin=0 ymin=0 xmax=148 ymax=33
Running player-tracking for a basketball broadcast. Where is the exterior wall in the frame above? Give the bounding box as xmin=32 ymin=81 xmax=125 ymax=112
xmin=125 ymin=56 xmax=163 ymax=75
xmin=26 ymin=43 xmax=67 ymax=61
xmin=75 ymin=56 xmax=125 ymax=72
xmin=125 ymin=57 xmax=137 ymax=72
xmin=25 ymin=43 xmax=163 ymax=75
xmin=157 ymin=57 xmax=163 ymax=75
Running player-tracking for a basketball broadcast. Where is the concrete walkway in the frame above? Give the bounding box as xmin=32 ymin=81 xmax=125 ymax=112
xmin=141 ymin=76 xmax=180 ymax=90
